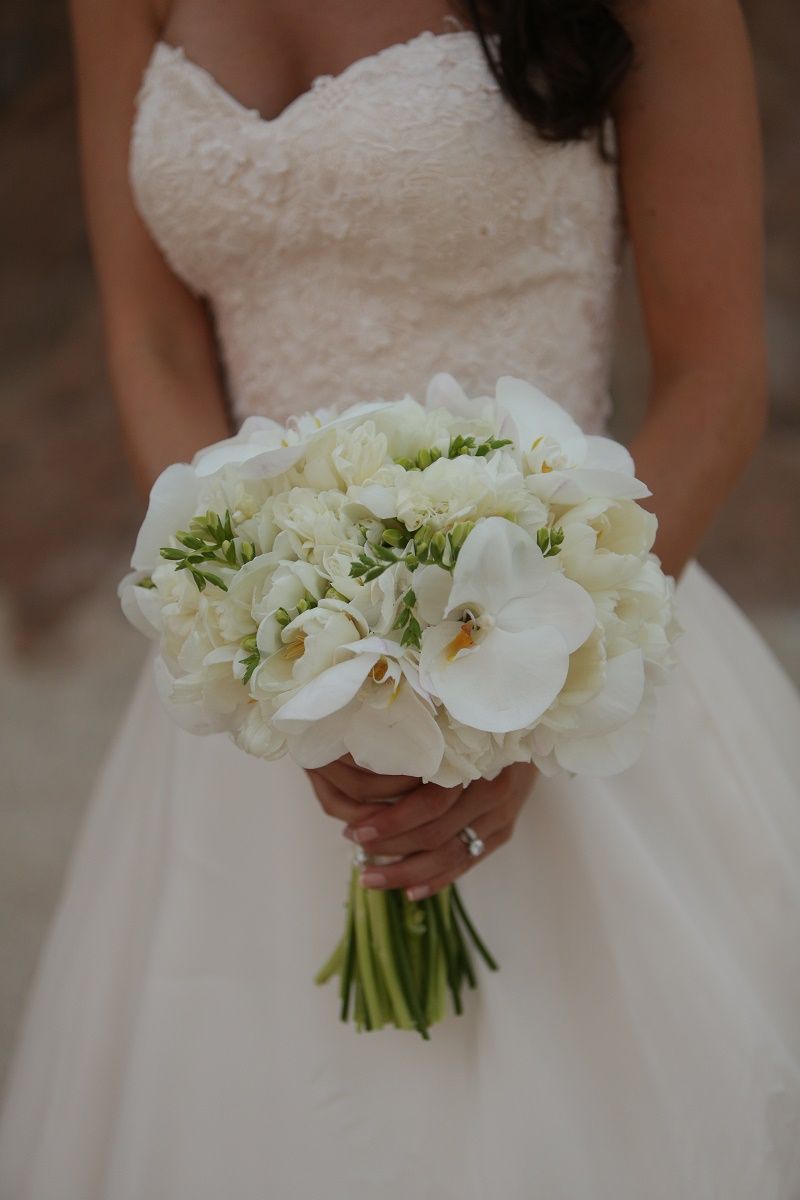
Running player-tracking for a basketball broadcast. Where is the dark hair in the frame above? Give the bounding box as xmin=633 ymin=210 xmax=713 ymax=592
xmin=458 ymin=1 xmax=634 ymax=151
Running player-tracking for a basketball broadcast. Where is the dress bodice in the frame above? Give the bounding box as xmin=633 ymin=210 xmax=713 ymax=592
xmin=130 ymin=30 xmax=622 ymax=430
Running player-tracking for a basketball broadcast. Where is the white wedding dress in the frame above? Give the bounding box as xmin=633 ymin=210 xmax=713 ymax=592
xmin=2 ymin=29 xmax=800 ymax=1200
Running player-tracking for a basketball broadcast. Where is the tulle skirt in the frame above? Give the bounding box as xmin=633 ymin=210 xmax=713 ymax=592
xmin=1 ymin=561 xmax=799 ymax=1199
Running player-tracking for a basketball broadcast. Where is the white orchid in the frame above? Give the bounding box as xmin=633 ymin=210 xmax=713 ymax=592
xmin=419 ymin=517 xmax=596 ymax=733
xmin=131 ymin=463 xmax=200 ymax=571
xmin=495 ymin=376 xmax=651 ymax=504
xmin=273 ymin=637 xmax=445 ymax=779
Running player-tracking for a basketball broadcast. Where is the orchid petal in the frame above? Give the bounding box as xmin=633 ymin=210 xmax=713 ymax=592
xmin=446 ymin=518 xmax=548 ymax=619
xmin=420 ymin=622 xmax=569 ymax=733
xmin=344 ymin=683 xmax=445 ymax=778
xmin=132 ymin=464 xmax=199 ymax=570
xmin=529 ymin=468 xmax=651 ymax=505
xmin=285 ymin=705 xmax=352 ymax=768
xmin=414 ymin=565 xmax=453 ymax=626
xmin=273 ymin=653 xmax=378 ymax=728
xmin=237 ymin=445 xmax=307 ymax=480
xmin=495 ymin=376 xmax=586 ymax=462
xmin=118 ymin=573 xmax=163 ymax=636
xmin=499 ymin=572 xmax=595 ymax=652
xmin=583 ymin=436 xmax=636 ymax=475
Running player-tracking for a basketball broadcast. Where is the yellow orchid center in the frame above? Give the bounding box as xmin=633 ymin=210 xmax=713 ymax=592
xmin=446 ymin=622 xmax=476 ymax=661
xmin=371 ymin=658 xmax=389 ymax=682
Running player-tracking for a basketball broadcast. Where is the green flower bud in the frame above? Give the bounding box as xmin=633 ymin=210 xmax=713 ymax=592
xmin=275 ymin=607 xmax=292 ymax=627
xmin=381 ymin=527 xmax=405 ymax=547
xmin=296 ymin=597 xmax=310 ymax=614
xmin=430 ymin=531 xmax=448 ymax=562
xmin=449 ymin=521 xmax=474 ymax=551
xmin=241 ymin=634 xmax=258 ymax=653
xmin=416 ymin=447 xmax=433 ymax=469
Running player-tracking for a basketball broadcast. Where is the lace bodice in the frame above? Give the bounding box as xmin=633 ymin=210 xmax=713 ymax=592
xmin=130 ymin=30 xmax=622 ymax=431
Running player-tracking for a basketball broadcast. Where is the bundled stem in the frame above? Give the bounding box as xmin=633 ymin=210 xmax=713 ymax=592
xmin=318 ymin=868 xmax=498 ymax=1037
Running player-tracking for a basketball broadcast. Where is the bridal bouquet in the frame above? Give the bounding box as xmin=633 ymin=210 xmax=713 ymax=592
xmin=120 ymin=374 xmax=679 ymax=1037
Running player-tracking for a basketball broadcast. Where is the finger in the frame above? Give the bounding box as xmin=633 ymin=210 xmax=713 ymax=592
xmin=313 ymin=759 xmax=419 ymax=802
xmin=343 ymin=781 xmax=463 ymax=845
xmin=358 ymin=812 xmax=513 ymax=894
xmin=403 ymin=825 xmax=515 ymax=900
xmin=352 ymin=781 xmax=499 ymax=858
xmin=308 ymin=774 xmax=387 ymax=825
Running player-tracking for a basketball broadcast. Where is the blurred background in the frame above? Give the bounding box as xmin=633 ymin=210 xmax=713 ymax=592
xmin=0 ymin=1 xmax=798 ymax=1087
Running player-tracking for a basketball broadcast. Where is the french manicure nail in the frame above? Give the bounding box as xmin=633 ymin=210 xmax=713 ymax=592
xmin=406 ymin=885 xmax=430 ymax=901
xmin=360 ymin=871 xmax=387 ymax=888
xmin=352 ymin=826 xmax=379 ymax=844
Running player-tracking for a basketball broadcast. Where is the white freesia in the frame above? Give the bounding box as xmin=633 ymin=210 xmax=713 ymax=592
xmin=419 ymin=518 xmax=596 ymax=733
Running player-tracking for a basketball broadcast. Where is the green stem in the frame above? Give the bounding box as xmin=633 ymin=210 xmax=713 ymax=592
xmin=365 ymin=889 xmax=414 ymax=1030
xmin=452 ymin=884 xmax=499 ymax=972
xmin=431 ymin=889 xmax=463 ymax=1016
xmin=386 ymin=891 xmax=430 ymax=1040
xmin=423 ymin=898 xmax=446 ymax=1025
xmin=353 ymin=880 xmax=384 ymax=1030
xmin=449 ymin=901 xmax=477 ymax=990
xmin=315 ymin=933 xmax=345 ymax=986
xmin=338 ymin=871 xmax=357 ymax=1023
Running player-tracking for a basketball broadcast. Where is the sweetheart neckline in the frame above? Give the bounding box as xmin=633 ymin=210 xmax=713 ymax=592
xmin=146 ymin=28 xmax=481 ymax=131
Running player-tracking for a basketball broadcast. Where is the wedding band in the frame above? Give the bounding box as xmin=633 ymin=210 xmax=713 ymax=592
xmin=459 ymin=825 xmax=485 ymax=858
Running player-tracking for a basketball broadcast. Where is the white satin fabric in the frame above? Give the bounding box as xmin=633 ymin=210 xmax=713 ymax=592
xmin=2 ymin=28 xmax=799 ymax=1199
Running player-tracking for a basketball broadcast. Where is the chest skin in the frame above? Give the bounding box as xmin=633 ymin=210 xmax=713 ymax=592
xmin=159 ymin=0 xmax=468 ymax=124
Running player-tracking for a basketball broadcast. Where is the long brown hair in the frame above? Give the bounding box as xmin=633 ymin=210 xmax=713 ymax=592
xmin=458 ymin=1 xmax=634 ymax=149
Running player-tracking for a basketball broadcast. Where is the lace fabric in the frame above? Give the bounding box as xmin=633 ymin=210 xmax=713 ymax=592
xmin=130 ymin=30 xmax=622 ymax=429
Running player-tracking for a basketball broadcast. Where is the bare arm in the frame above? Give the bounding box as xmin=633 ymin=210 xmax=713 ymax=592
xmin=614 ymin=0 xmax=767 ymax=579
xmin=70 ymin=0 xmax=232 ymax=495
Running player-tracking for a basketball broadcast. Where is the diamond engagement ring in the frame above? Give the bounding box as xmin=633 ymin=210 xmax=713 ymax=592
xmin=459 ymin=826 xmax=485 ymax=858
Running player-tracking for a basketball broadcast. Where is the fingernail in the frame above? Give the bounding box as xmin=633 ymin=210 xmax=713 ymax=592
xmin=406 ymin=885 xmax=429 ymax=901
xmin=351 ymin=826 xmax=379 ymax=845
xmin=360 ymin=871 xmax=387 ymax=888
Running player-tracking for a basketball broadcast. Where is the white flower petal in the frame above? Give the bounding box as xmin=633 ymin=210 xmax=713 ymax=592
xmin=344 ymin=683 xmax=445 ymax=779
xmin=420 ymin=623 xmax=569 ymax=733
xmin=446 ymin=517 xmax=548 ymax=620
xmin=531 ymin=468 xmax=651 ymax=505
xmin=132 ymin=464 xmax=199 ymax=570
xmin=568 ymin=649 xmax=645 ymax=737
xmin=285 ymin=706 xmax=352 ymax=768
xmin=237 ymin=445 xmax=307 ymax=480
xmin=495 ymin=376 xmax=586 ymax=462
xmin=414 ymin=565 xmax=453 ymax=625
xmin=582 ymin=436 xmax=636 ymax=475
xmin=118 ymin=573 xmax=163 ymax=637
xmin=499 ymin=572 xmax=595 ymax=652
xmin=273 ymin=653 xmax=378 ymax=728
xmin=554 ymin=686 xmax=656 ymax=776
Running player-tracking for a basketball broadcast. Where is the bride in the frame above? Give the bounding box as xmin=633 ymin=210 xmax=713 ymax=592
xmin=2 ymin=0 xmax=799 ymax=1195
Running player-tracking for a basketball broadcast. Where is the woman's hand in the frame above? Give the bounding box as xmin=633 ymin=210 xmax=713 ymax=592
xmin=308 ymin=758 xmax=537 ymax=900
